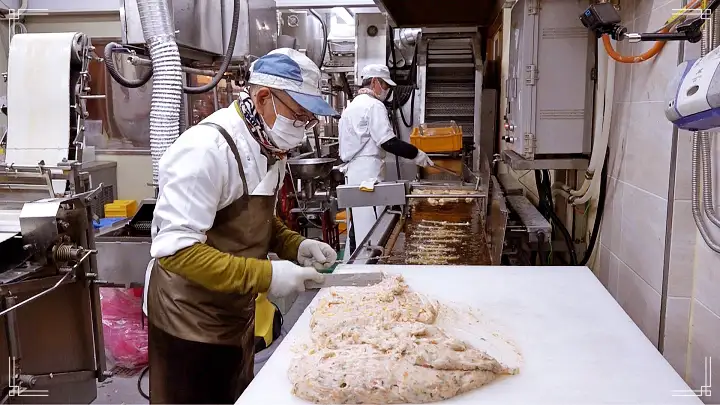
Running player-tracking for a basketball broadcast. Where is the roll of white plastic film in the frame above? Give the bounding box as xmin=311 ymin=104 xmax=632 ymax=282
xmin=6 ymin=32 xmax=80 ymax=194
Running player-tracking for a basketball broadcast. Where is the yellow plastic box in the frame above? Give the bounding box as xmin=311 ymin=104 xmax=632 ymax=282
xmin=104 ymin=200 xmax=138 ymax=218
xmin=410 ymin=121 xmax=463 ymax=153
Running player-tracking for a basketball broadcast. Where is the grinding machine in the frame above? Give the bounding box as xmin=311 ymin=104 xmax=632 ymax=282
xmin=284 ymin=158 xmax=343 ymax=251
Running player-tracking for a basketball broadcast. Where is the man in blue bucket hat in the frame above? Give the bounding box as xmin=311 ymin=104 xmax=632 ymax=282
xmin=143 ymin=48 xmax=339 ymax=404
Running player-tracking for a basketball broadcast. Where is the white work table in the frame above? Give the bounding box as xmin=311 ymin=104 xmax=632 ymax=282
xmin=238 ymin=266 xmax=703 ymax=405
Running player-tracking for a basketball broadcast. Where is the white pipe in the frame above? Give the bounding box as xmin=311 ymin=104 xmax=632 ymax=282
xmin=570 ymin=39 xmax=615 ymax=200
xmin=586 ymin=39 xmax=609 ymax=172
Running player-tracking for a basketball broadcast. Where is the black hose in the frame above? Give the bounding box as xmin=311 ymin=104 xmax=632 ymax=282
xmin=309 ymin=10 xmax=328 ymax=68
xmin=104 ymin=42 xmax=153 ymax=88
xmin=540 ymin=169 xmax=577 ymax=264
xmin=579 ymin=147 xmax=609 ymax=266
xmin=137 ymin=366 xmax=150 ymax=400
xmin=183 ymin=0 xmax=240 ymax=94
xmin=104 ymin=0 xmax=241 ymax=94
xmin=536 ymin=231 xmax=546 ymax=265
xmin=339 ymin=72 xmax=353 ymax=100
xmin=534 ymin=170 xmax=550 ymax=218
xmin=389 ymin=104 xmax=403 ymax=179
xmin=396 ymin=86 xmax=415 ymax=128
xmin=534 ymin=170 xmax=578 ymax=265
xmin=393 ymin=40 xmax=418 ymax=128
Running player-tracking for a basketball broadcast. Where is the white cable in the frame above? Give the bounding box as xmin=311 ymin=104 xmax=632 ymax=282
xmin=571 ymin=41 xmax=616 ymax=205
xmin=575 ymin=38 xmax=609 ymax=188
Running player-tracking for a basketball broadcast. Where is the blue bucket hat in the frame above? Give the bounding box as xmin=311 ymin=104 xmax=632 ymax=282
xmin=248 ymin=48 xmax=339 ymax=117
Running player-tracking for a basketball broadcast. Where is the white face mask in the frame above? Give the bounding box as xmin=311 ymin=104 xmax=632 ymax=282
xmin=376 ymin=87 xmax=390 ymax=100
xmin=262 ymin=95 xmax=306 ymax=151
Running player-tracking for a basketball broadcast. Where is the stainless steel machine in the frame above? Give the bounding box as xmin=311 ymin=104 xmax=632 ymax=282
xmin=0 ymin=30 xmax=111 ymax=403
xmin=337 ymin=156 xmax=510 ymax=266
xmin=0 ymin=162 xmax=108 ymax=404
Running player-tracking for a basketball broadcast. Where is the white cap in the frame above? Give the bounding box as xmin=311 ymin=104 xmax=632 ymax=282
xmin=249 ymin=48 xmax=338 ymax=117
xmin=360 ymin=64 xmax=397 ymax=86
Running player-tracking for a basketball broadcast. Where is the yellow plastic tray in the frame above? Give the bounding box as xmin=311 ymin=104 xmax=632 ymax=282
xmin=410 ymin=121 xmax=463 ymax=153
xmin=104 ymin=199 xmax=138 ymax=218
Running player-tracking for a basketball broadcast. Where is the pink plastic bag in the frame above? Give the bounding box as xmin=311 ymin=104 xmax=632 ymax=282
xmin=100 ymin=287 xmax=148 ymax=369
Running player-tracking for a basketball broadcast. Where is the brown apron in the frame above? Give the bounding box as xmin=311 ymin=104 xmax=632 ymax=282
xmin=147 ymin=122 xmax=278 ymax=404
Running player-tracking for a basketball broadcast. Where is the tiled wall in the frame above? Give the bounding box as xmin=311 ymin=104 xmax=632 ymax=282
xmin=596 ymin=0 xmax=720 ymax=399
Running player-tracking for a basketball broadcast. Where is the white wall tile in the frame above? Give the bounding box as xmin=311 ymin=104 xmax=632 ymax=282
xmin=617 ymin=261 xmax=662 ymax=346
xmin=687 ymin=301 xmax=720 ymax=402
xmin=618 ymin=184 xmax=668 ymax=292
xmin=663 ymin=297 xmax=691 ymax=378
xmin=620 ymin=102 xmax=674 ymax=197
xmin=668 ymin=200 xmax=697 ymax=298
xmin=610 ymin=19 xmax=633 ymax=104
xmin=630 ymin=0 xmax=681 ymax=103
xmin=693 ymin=236 xmax=720 ymax=317
xmin=601 ymin=177 xmax=624 ymax=254
xmin=674 ymin=131 xmax=693 ymax=201
xmin=598 ymin=245 xmax=620 ymax=299
xmin=608 ymin=103 xmax=630 ymax=179
xmin=684 ymin=41 xmax=701 ymax=61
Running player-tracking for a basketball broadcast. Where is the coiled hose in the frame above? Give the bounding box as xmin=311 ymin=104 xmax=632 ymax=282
xmin=104 ymin=42 xmax=153 ymax=88
xmin=104 ymin=0 xmax=241 ymax=94
xmin=394 ymin=85 xmax=415 ymax=128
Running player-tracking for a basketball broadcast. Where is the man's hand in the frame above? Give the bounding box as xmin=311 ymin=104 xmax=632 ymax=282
xmin=413 ymin=150 xmax=434 ymax=167
xmin=269 ymin=261 xmax=324 ymax=297
xmin=297 ymin=239 xmax=338 ymax=270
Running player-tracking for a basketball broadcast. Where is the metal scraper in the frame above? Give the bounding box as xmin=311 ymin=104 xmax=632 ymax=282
xmin=304 ymin=272 xmax=384 ymax=289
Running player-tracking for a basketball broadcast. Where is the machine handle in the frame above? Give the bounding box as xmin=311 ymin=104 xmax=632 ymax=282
xmin=75 ymin=182 xmax=104 ymax=203
xmin=0 ymin=272 xmax=74 ymax=318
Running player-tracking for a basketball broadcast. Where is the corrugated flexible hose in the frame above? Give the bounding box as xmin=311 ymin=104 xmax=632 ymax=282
xmin=691 ymin=15 xmax=720 ymax=253
xmin=136 ymin=0 xmax=183 ymax=184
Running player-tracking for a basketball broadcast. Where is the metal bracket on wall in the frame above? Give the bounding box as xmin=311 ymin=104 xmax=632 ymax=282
xmin=523 ymin=133 xmax=536 ymax=159
xmin=525 ymin=64 xmax=538 ymax=86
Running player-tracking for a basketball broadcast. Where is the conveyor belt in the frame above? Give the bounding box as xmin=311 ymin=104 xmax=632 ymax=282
xmin=423 ymin=37 xmax=476 ymax=138
xmin=382 ymin=193 xmax=491 ymax=266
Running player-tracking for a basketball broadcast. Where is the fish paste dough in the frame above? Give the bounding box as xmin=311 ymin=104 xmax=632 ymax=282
xmin=288 ymin=276 xmax=513 ymax=403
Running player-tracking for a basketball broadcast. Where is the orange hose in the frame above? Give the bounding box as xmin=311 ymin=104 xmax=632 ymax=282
xmin=602 ymin=29 xmax=669 ymax=63
xmin=602 ymin=0 xmax=702 ymax=63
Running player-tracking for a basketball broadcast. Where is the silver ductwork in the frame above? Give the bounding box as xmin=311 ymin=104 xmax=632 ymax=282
xmin=136 ymin=0 xmax=183 ymax=185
